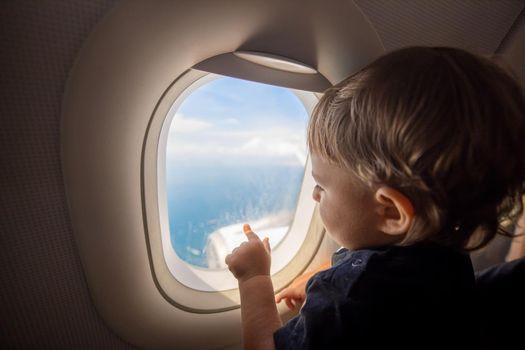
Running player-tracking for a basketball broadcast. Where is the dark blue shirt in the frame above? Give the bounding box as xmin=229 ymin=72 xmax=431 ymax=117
xmin=274 ymin=244 xmax=478 ymax=349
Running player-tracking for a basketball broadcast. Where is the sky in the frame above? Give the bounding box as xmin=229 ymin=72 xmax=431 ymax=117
xmin=166 ymin=76 xmax=310 ymax=167
xmin=165 ymin=76 xmax=311 ymax=266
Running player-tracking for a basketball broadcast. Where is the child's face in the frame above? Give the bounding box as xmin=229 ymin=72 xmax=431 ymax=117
xmin=311 ymin=152 xmax=394 ymax=250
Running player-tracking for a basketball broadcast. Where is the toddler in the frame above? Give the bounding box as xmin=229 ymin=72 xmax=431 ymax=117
xmin=225 ymin=47 xmax=525 ymax=349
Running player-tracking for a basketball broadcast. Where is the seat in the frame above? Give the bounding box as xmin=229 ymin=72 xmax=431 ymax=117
xmin=475 ymin=256 xmax=525 ymax=350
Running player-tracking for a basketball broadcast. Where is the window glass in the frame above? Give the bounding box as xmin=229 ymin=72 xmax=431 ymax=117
xmin=166 ymin=76 xmax=309 ymax=268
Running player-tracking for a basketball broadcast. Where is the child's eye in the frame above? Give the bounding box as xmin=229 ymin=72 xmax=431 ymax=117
xmin=315 ymin=184 xmax=323 ymax=191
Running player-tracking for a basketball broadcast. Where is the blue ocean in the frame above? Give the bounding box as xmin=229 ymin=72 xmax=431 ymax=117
xmin=166 ymin=163 xmax=305 ymax=267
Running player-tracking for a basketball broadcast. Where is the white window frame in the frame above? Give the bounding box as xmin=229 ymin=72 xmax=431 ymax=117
xmin=143 ymin=69 xmax=325 ymax=312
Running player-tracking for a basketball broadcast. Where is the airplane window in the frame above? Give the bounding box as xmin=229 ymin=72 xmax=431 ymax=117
xmin=165 ymin=76 xmax=309 ymax=269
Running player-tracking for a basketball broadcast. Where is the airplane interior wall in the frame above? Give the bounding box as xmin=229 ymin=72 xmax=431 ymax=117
xmin=0 ymin=1 xmax=134 ymax=348
xmin=1 ymin=1 xmax=524 ymax=349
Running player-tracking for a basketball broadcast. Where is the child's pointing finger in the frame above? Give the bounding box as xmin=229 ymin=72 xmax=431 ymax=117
xmin=225 ymin=223 xmax=272 ymax=282
xmin=243 ymin=223 xmax=260 ymax=241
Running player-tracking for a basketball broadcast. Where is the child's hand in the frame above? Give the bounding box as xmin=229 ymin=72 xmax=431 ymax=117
xmin=274 ymin=270 xmax=314 ymax=310
xmin=275 ymin=260 xmax=331 ymax=310
xmin=225 ymin=224 xmax=271 ymax=283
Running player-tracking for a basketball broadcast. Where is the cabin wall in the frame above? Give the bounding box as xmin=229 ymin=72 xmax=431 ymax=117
xmin=0 ymin=1 xmax=134 ymax=348
xmin=1 ymin=0 xmax=524 ymax=348
xmin=500 ymin=7 xmax=525 ymax=88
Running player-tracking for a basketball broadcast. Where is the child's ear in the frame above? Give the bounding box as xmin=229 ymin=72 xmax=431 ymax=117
xmin=374 ymin=187 xmax=414 ymax=236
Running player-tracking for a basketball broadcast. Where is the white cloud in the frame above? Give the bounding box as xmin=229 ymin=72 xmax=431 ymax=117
xmin=167 ymin=127 xmax=307 ymax=165
xmin=167 ymin=142 xmax=230 ymax=157
xmin=236 ymin=137 xmax=307 ymax=164
xmin=222 ymin=118 xmax=239 ymax=125
xmin=169 ymin=113 xmax=213 ymax=134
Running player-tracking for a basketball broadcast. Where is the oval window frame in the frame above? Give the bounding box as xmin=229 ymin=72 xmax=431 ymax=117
xmin=142 ymin=68 xmax=325 ymax=312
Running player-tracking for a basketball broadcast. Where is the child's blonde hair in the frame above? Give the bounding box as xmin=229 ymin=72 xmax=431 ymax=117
xmin=308 ymin=47 xmax=525 ymax=251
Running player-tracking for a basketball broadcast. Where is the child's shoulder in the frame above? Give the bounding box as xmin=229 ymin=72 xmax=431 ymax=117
xmin=292 ymin=244 xmax=478 ymax=348
xmin=312 ymin=244 xmax=474 ymax=299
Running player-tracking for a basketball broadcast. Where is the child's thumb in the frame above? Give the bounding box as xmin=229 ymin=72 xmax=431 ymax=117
xmin=263 ymin=237 xmax=271 ymax=253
